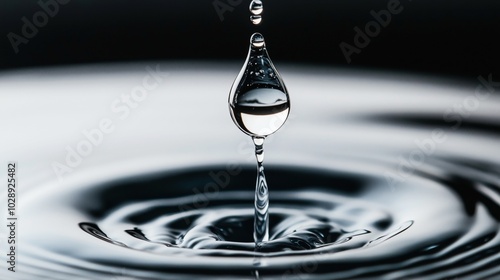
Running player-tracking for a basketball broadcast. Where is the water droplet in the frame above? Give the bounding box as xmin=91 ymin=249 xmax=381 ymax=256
xmin=252 ymin=136 xmax=269 ymax=244
xmin=250 ymin=0 xmax=263 ymax=15
xmin=229 ymin=33 xmax=290 ymax=138
xmin=250 ymin=15 xmax=262 ymax=25
xmin=229 ymin=32 xmax=290 ymax=245
xmin=251 ymin=33 xmax=265 ymax=48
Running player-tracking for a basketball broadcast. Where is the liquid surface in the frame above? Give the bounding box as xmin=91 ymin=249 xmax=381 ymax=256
xmin=21 ymin=160 xmax=500 ymax=279
xmin=4 ymin=63 xmax=500 ymax=279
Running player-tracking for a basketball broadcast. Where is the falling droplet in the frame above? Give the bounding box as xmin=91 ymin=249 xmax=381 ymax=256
xmin=250 ymin=15 xmax=262 ymax=25
xmin=250 ymin=0 xmax=263 ymax=15
xmin=228 ymin=32 xmax=289 ymax=245
xmin=251 ymin=33 xmax=265 ymax=48
xmin=228 ymin=33 xmax=290 ymax=138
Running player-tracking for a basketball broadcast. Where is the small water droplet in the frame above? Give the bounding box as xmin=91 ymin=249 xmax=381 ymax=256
xmin=250 ymin=0 xmax=263 ymax=15
xmin=250 ymin=15 xmax=262 ymax=25
xmin=251 ymin=33 xmax=265 ymax=48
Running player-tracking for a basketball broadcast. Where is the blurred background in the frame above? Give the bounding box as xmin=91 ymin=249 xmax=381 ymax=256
xmin=1 ymin=0 xmax=499 ymax=80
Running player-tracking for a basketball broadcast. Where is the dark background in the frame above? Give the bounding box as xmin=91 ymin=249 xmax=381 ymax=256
xmin=1 ymin=0 xmax=499 ymax=80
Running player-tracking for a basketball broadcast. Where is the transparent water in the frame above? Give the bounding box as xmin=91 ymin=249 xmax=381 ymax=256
xmin=228 ymin=33 xmax=289 ymax=139
xmin=5 ymin=63 xmax=500 ymax=279
xmin=22 ymin=157 xmax=500 ymax=279
xmin=251 ymin=136 xmax=270 ymax=243
xmin=229 ymin=89 xmax=289 ymax=137
xmin=250 ymin=15 xmax=262 ymax=25
xmin=229 ymin=32 xmax=290 ymax=244
xmin=250 ymin=0 xmax=263 ymax=25
xmin=250 ymin=0 xmax=263 ymax=16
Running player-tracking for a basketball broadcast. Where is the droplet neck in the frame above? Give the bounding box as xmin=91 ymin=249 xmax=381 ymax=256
xmin=253 ymin=137 xmax=265 ymax=164
xmin=252 ymin=136 xmax=269 ymax=244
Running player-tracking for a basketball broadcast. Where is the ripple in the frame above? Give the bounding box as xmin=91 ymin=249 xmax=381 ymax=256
xmin=10 ymin=63 xmax=500 ymax=279
xmin=20 ymin=160 xmax=500 ymax=279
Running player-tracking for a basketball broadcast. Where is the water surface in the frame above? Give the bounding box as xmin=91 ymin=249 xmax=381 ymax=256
xmin=1 ymin=63 xmax=498 ymax=279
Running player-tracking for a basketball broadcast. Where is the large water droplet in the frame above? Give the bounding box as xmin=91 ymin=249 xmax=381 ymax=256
xmin=228 ymin=33 xmax=290 ymax=138
xmin=250 ymin=0 xmax=263 ymax=15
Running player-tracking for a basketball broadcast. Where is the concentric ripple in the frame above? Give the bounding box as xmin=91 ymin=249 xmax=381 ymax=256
xmin=19 ymin=159 xmax=500 ymax=280
xmin=9 ymin=63 xmax=500 ymax=279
